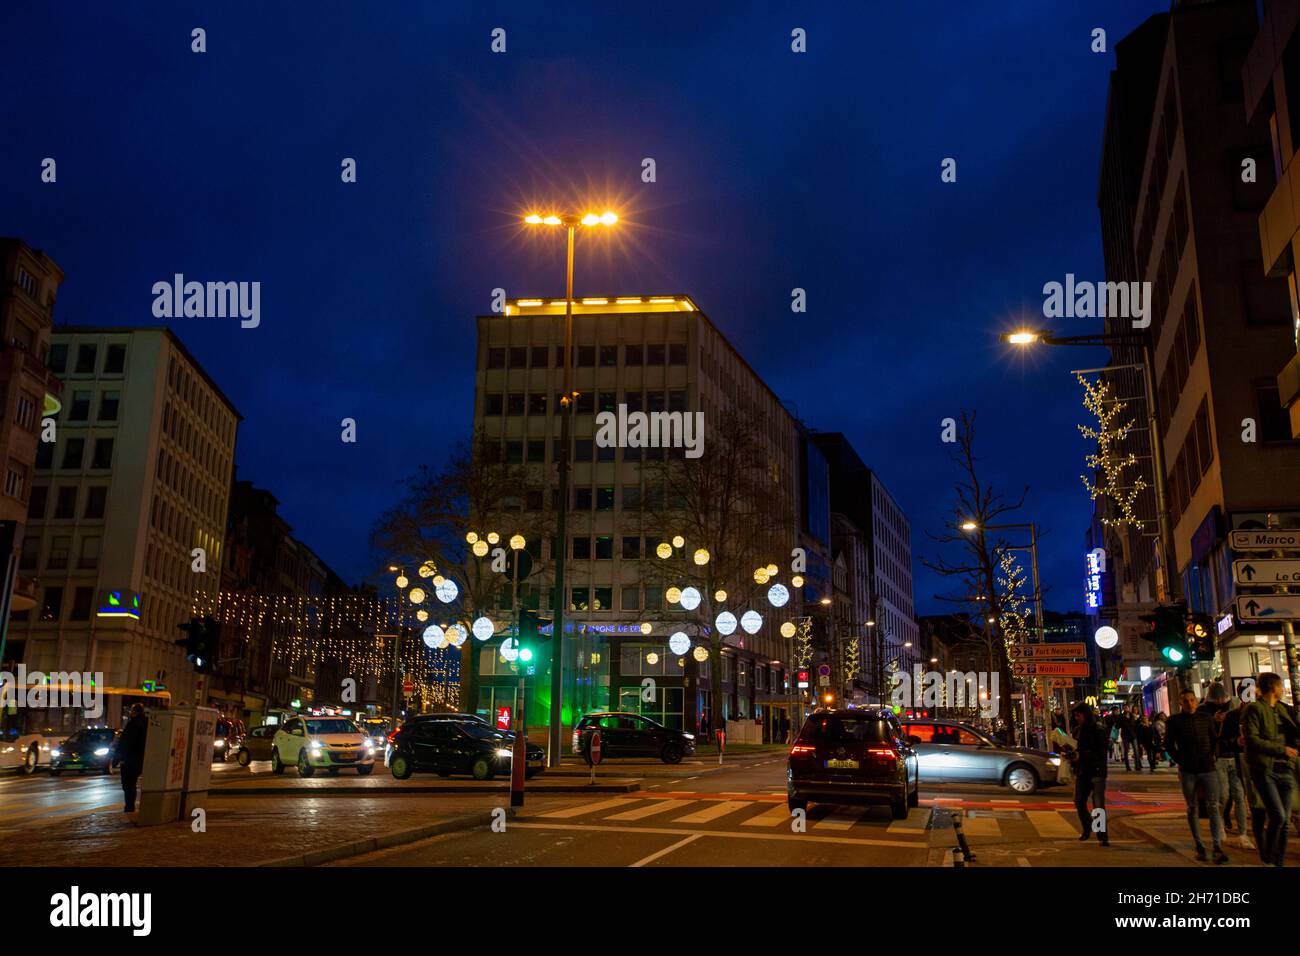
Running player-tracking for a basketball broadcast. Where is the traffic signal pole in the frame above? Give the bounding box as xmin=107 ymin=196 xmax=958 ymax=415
xmin=510 ymin=552 xmax=527 ymax=807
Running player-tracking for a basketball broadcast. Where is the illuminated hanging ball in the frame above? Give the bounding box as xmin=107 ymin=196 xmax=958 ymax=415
xmin=433 ymin=574 xmax=445 ymax=586
xmin=694 ymin=548 xmax=710 ymax=566
xmin=656 ymin=542 xmax=673 ymax=559
xmin=679 ymin=587 xmax=701 ymax=611
xmin=408 ymin=587 xmax=426 ymax=605
xmin=422 ymin=624 xmax=445 ymax=649
xmin=767 ymin=583 xmax=790 ymax=608
xmin=416 ymin=609 xmax=429 ymax=622
xmin=509 ymin=534 xmax=525 ymax=551
xmin=435 ymin=578 xmax=459 ymax=603
xmin=500 ymin=638 xmax=520 ymax=662
xmin=766 ymin=563 xmax=778 ymax=576
xmin=395 ymin=574 xmax=409 ymax=589
xmin=780 ymin=621 xmax=797 ymax=638
xmin=640 ymin=622 xmax=653 ymax=635
xmin=645 ymin=651 xmax=659 ymax=666
xmin=466 ymin=532 xmax=479 ymax=544
xmin=487 ymin=532 xmax=500 ymax=545
xmin=791 ymin=575 xmax=805 ymax=588
xmin=693 ymin=645 xmax=710 ymax=663
xmin=1094 ymin=625 xmax=1119 ymax=649
xmin=740 ymin=610 xmax=763 ymax=634
xmin=715 ymin=611 xmax=737 ymax=635
xmin=418 ymin=561 xmax=437 ymax=578
xmin=666 ymin=586 xmax=682 ymax=605
xmin=714 ymin=589 xmax=727 ymax=603
xmin=472 ymin=616 xmax=495 ymax=641
xmin=669 ymin=632 xmax=691 ymax=655
xmin=671 ymin=535 xmax=685 ymax=549
xmin=446 ymin=623 xmax=468 ymax=647
xmin=472 ymin=540 xmax=489 ymax=557
xmin=754 ymin=568 xmax=770 ymax=585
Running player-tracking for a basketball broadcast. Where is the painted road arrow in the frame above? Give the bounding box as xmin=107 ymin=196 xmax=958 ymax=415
xmin=1009 ymin=643 xmax=1088 ymax=659
xmin=1229 ymin=529 xmax=1300 ymax=552
xmin=1233 ymin=559 xmax=1300 ymax=585
xmin=1236 ymin=595 xmax=1300 ymax=622
xmin=1011 ymin=661 xmax=1090 ymax=677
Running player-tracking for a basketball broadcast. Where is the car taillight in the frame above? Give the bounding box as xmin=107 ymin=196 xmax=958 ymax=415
xmin=867 ymin=747 xmax=899 ymax=764
xmin=387 ymin=729 xmax=401 ymax=743
xmin=789 ymin=743 xmax=816 ymax=757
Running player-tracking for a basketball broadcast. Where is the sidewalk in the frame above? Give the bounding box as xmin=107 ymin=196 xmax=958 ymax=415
xmin=1124 ymin=811 xmax=1300 ymax=867
xmin=0 ymin=792 xmax=572 ymax=867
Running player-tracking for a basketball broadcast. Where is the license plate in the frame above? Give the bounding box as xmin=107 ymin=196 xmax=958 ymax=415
xmin=826 ymin=759 xmax=859 ymax=769
xmin=527 ymin=759 xmax=542 ymax=767
xmin=335 ymin=752 xmax=357 ymax=761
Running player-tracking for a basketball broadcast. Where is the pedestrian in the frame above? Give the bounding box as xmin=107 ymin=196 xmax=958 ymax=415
xmin=1107 ymin=712 xmax=1121 ymax=762
xmin=1205 ymin=684 xmax=1252 ymax=849
xmin=1138 ymin=714 xmax=1158 ymax=773
xmin=113 ymin=703 xmax=149 ymax=814
xmin=1242 ymin=672 xmax=1299 ymax=867
xmin=1166 ymin=689 xmax=1228 ymax=863
xmin=1120 ymin=706 xmax=1140 ymax=771
xmin=1153 ymin=712 xmax=1170 ymax=766
xmin=1068 ymin=703 xmax=1109 ymax=846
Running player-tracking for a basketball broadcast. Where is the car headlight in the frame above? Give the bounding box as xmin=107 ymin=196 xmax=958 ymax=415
xmin=496 ymin=748 xmax=513 ymax=758
xmin=1048 ymin=757 xmax=1061 ymax=766
xmin=310 ymin=740 xmax=324 ymax=751
xmin=683 ymin=733 xmax=695 ymax=740
xmin=50 ymin=749 xmax=61 ymax=757
xmin=365 ymin=745 xmax=375 ymax=755
xmin=94 ymin=748 xmax=110 ymax=756
xmin=214 ymin=739 xmax=226 ymax=748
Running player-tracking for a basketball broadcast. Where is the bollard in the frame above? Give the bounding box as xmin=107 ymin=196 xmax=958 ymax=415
xmin=951 ymin=808 xmax=977 ymax=863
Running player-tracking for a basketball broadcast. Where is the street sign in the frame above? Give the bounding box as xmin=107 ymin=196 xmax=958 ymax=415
xmin=1009 ymin=643 xmax=1088 ymax=659
xmin=1236 ymin=595 xmax=1300 ymax=622
xmin=1011 ymin=661 xmax=1090 ymax=677
xmin=816 ymin=664 xmax=831 ymax=677
xmin=1050 ymin=679 xmax=1075 ymax=688
xmin=1229 ymin=529 xmax=1300 ymax=551
xmin=402 ymin=679 xmax=414 ymax=697
xmin=496 ymin=706 xmax=511 ymax=730
xmin=589 ymin=730 xmax=602 ymax=766
xmin=1233 ymin=559 xmax=1300 ymax=585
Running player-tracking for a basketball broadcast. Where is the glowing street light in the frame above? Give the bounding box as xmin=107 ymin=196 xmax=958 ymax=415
xmin=1004 ymin=330 xmax=1043 ymax=345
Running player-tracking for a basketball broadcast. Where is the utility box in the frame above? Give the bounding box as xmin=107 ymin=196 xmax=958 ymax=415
xmin=137 ymin=710 xmax=191 ymax=826
xmin=182 ymin=706 xmax=218 ymax=819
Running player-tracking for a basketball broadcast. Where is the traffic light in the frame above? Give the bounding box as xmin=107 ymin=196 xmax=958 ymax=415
xmin=515 ymin=609 xmax=549 ymax=665
xmin=1138 ymin=603 xmax=1190 ymax=667
xmin=1186 ymin=612 xmax=1216 ymax=662
xmin=175 ymin=616 xmax=221 ymax=673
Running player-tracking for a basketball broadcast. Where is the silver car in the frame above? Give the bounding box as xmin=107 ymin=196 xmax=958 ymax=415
xmin=901 ymin=719 xmax=1061 ymax=793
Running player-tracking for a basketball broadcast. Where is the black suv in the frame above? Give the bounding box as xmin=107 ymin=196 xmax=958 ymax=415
xmin=573 ymin=712 xmax=696 ymax=764
xmin=787 ymin=708 xmax=919 ymax=819
xmin=387 ymin=716 xmax=544 ymax=781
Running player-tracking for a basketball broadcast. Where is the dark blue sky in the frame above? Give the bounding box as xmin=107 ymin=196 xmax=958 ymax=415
xmin=0 ymin=1 xmax=1167 ymax=614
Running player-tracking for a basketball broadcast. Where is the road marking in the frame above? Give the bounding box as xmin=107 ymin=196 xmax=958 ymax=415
xmin=740 ymin=803 xmax=793 ymax=827
xmin=1025 ymin=811 xmax=1077 ymax=838
xmin=888 ymin=810 xmax=932 ymax=832
xmin=958 ymin=815 xmax=1001 ymax=837
xmin=811 ymin=810 xmax=867 ymax=831
xmin=0 ymin=801 xmax=119 ymax=828
xmin=629 ymin=833 xmax=701 ymax=867
xmin=535 ymin=798 xmax=639 ymax=819
xmin=672 ymin=800 xmax=751 ymax=824
xmin=508 ymin=821 xmax=927 ymax=849
xmin=605 ymin=799 xmax=693 ymax=821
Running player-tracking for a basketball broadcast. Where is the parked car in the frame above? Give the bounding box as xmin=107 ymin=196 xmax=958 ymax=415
xmin=270 ymin=716 xmax=375 ymax=777
xmin=572 ymin=712 xmax=696 ymax=764
xmin=48 ymin=727 xmax=119 ymax=775
xmin=900 ymin=719 xmax=1060 ymax=794
xmin=387 ymin=716 xmax=544 ymax=781
xmin=787 ymin=708 xmax=919 ymax=819
xmin=212 ymin=717 xmax=244 ymax=762
xmin=234 ymin=724 xmax=277 ymax=766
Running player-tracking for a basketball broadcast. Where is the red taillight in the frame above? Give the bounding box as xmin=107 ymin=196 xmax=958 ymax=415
xmin=387 ymin=728 xmax=401 ymax=743
xmin=867 ymin=747 xmax=899 ymax=763
xmin=789 ymin=743 xmax=816 ymax=757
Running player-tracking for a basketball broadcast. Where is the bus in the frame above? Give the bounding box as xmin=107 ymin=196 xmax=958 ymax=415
xmin=0 ymin=684 xmax=171 ymax=773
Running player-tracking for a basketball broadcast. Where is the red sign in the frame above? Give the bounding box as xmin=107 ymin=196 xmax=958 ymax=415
xmin=589 ymin=730 xmax=602 ymax=766
xmin=402 ymin=679 xmax=414 ymax=696
xmin=797 ymin=670 xmax=809 ymax=689
xmin=496 ymin=706 xmax=512 ymax=730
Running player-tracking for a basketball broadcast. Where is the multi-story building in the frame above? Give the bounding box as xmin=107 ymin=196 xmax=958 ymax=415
xmin=0 ymin=239 xmax=65 ymax=659
xmin=1097 ymin=1 xmax=1300 ymax=705
xmin=12 ymin=327 xmax=239 ymax=721
xmin=474 ymin=295 xmax=804 ymax=744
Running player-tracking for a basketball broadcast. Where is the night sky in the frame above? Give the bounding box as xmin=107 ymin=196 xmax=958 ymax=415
xmin=0 ymin=1 xmax=1169 ymax=614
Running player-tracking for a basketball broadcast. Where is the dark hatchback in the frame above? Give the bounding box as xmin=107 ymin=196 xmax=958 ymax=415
xmin=49 ymin=727 xmax=119 ymax=775
xmin=572 ymin=712 xmax=697 ymax=764
xmin=787 ymin=708 xmax=919 ymax=819
xmin=387 ymin=716 xmax=545 ymax=781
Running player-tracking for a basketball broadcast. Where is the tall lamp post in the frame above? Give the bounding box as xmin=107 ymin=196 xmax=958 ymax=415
xmin=522 ymin=210 xmax=618 ymax=768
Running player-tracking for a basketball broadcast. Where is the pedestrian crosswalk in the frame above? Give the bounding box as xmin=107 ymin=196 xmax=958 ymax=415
xmin=528 ymin=793 xmax=1091 ymax=842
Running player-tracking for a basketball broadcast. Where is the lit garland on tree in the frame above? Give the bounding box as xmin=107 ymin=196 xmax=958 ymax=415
xmin=841 ymin=632 xmax=860 ymax=683
xmin=996 ymin=548 xmax=1031 ymax=652
xmin=1077 ymin=372 xmax=1147 ymax=528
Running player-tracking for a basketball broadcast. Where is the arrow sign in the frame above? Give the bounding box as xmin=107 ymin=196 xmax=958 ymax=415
xmin=1232 ymin=559 xmax=1300 ymax=585
xmin=1011 ymin=661 xmax=1090 ymax=677
xmin=1009 ymin=643 xmax=1087 ymax=659
xmin=1237 ymin=595 xmax=1300 ymax=622
xmin=1230 ymin=529 xmax=1300 ymax=552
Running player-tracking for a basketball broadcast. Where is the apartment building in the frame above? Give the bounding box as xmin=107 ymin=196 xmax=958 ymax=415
xmin=474 ymin=295 xmax=805 ymax=741
xmin=13 ymin=327 xmax=239 ymax=718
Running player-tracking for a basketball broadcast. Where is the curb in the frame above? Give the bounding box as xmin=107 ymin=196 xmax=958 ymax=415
xmin=214 ymin=780 xmax=643 ymax=796
xmin=256 ymin=811 xmax=487 ymax=867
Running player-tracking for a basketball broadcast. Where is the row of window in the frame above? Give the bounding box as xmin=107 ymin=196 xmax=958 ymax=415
xmin=1169 ymin=396 xmax=1214 ymax=527
xmin=484 ymin=389 xmax=690 ymax=417
xmin=28 ymin=484 xmax=108 ymax=521
xmin=14 ymin=585 xmax=96 ymax=624
xmin=1157 ymin=281 xmax=1202 ymax=431
xmin=35 ymin=436 xmax=115 ymax=471
xmin=486 ymin=343 xmax=689 ymax=370
xmin=48 ymin=342 xmax=126 ymax=377
xmin=483 ymin=438 xmax=688 ymax=465
xmin=19 ymin=533 xmax=100 ymax=572
xmin=65 ymin=389 xmax=120 ymax=423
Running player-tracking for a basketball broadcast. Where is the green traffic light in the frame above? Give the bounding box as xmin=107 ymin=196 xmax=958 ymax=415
xmin=519 ymin=647 xmax=534 ymax=663
xmin=1162 ymin=645 xmax=1185 ymax=663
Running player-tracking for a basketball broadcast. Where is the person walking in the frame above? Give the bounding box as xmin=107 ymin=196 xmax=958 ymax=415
xmin=1138 ymin=714 xmax=1159 ymax=773
xmin=1242 ymin=672 xmax=1299 ymax=867
xmin=1068 ymin=703 xmax=1109 ymax=846
xmin=1153 ymin=711 xmax=1170 ymax=766
xmin=113 ymin=703 xmax=149 ymax=814
xmin=1205 ymin=684 xmax=1252 ymax=849
xmin=1166 ymin=689 xmax=1228 ymax=863
xmin=1120 ymin=706 xmax=1141 ymax=771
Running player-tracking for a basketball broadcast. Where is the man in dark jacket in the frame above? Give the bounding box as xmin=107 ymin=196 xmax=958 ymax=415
xmin=1119 ymin=707 xmax=1140 ymax=770
xmin=1166 ymin=690 xmax=1227 ymax=863
xmin=1242 ymin=672 xmax=1299 ymax=866
xmin=1069 ymin=703 xmax=1109 ymax=846
xmin=113 ymin=704 xmax=149 ymax=813
xmin=1206 ymin=684 xmax=1250 ymax=847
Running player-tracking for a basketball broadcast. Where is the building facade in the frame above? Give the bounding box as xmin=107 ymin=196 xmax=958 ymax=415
xmin=12 ymin=327 xmax=239 ymax=721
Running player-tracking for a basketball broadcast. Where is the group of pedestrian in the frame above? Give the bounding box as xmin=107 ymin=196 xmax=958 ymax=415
xmin=1068 ymin=677 xmax=1300 ymax=865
